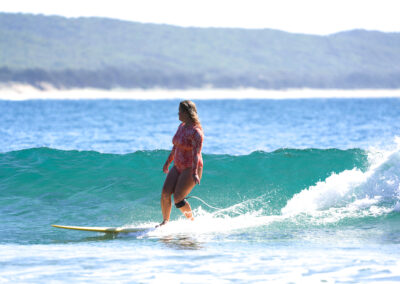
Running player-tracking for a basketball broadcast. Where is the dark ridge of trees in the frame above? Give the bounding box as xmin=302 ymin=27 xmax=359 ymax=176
xmin=2 ymin=67 xmax=398 ymax=89
xmin=1 ymin=13 xmax=399 ymax=89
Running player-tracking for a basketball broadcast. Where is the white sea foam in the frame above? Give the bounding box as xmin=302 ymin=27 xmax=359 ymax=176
xmin=1 ymin=84 xmax=400 ymax=100
xmin=133 ymin=206 xmax=280 ymax=239
xmin=281 ymin=142 xmax=400 ymax=217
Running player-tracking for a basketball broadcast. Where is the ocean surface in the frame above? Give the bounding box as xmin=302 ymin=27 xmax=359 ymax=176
xmin=1 ymin=95 xmax=400 ymax=283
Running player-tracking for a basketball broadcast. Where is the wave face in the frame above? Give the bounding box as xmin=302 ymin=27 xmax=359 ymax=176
xmin=2 ymin=147 xmax=400 ymax=244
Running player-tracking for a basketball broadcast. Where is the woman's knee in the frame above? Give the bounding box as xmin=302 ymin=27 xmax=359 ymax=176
xmin=173 ymin=194 xmax=185 ymax=204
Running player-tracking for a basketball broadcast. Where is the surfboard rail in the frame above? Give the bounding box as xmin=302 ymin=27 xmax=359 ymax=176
xmin=52 ymin=224 xmax=149 ymax=233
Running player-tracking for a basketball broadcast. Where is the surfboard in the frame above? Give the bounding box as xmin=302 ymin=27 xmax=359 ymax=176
xmin=52 ymin=224 xmax=150 ymax=234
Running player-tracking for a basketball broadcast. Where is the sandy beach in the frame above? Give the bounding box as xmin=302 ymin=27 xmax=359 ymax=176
xmin=1 ymin=84 xmax=400 ymax=100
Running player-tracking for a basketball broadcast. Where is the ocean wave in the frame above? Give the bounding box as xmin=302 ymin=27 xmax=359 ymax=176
xmin=0 ymin=147 xmax=367 ymax=213
xmin=2 ymin=146 xmax=400 ymax=243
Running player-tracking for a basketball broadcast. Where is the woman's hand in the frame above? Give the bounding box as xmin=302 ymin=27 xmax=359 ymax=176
xmin=163 ymin=162 xmax=170 ymax=174
xmin=193 ymin=173 xmax=200 ymax=185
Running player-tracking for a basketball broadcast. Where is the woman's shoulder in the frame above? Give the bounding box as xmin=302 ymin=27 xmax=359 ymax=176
xmin=180 ymin=123 xmax=203 ymax=137
xmin=192 ymin=124 xmax=204 ymax=137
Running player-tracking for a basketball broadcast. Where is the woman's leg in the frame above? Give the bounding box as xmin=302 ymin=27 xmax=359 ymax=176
xmin=160 ymin=166 xmax=179 ymax=225
xmin=173 ymin=167 xmax=203 ymax=219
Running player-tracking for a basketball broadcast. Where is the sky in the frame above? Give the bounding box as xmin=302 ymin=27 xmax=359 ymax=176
xmin=1 ymin=0 xmax=400 ymax=35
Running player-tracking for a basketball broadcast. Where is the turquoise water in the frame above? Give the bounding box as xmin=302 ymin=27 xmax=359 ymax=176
xmin=1 ymin=98 xmax=400 ymax=282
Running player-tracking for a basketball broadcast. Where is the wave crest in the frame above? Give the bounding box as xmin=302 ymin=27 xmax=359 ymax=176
xmin=282 ymin=148 xmax=400 ymax=217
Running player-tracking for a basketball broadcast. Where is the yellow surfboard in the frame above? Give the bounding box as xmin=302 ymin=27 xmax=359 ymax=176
xmin=52 ymin=224 xmax=151 ymax=234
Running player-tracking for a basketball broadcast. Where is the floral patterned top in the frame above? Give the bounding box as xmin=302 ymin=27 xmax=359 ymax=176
xmin=166 ymin=123 xmax=204 ymax=175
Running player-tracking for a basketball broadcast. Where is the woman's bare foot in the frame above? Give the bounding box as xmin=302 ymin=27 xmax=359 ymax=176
xmin=156 ymin=220 xmax=169 ymax=228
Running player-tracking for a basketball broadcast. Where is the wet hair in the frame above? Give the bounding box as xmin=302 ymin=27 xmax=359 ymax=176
xmin=179 ymin=100 xmax=201 ymax=126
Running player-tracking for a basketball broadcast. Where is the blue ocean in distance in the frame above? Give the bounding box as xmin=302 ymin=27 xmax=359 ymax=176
xmin=1 ymin=98 xmax=399 ymax=154
xmin=1 ymin=95 xmax=400 ymax=282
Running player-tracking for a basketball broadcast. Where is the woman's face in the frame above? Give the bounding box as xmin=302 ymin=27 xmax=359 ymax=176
xmin=179 ymin=106 xmax=189 ymax=123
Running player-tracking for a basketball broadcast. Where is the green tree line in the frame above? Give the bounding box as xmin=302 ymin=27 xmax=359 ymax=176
xmin=0 ymin=13 xmax=399 ymax=89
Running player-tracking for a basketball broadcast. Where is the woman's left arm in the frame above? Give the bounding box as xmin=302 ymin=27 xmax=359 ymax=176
xmin=191 ymin=129 xmax=203 ymax=184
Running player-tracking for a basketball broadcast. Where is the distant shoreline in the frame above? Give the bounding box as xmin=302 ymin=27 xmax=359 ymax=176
xmin=2 ymin=14 xmax=400 ymax=92
xmin=1 ymin=84 xmax=400 ymax=100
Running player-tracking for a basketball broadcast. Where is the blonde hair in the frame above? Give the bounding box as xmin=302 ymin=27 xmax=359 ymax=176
xmin=180 ymin=100 xmax=201 ymax=126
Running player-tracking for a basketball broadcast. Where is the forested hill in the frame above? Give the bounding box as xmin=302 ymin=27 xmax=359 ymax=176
xmin=1 ymin=12 xmax=399 ymax=89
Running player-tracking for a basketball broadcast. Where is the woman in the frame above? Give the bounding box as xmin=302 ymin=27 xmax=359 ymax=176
xmin=158 ymin=100 xmax=204 ymax=227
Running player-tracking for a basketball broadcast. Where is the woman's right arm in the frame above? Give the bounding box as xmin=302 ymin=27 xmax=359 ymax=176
xmin=163 ymin=145 xmax=176 ymax=173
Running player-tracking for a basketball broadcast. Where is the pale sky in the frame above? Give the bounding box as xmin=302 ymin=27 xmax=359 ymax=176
xmin=1 ymin=0 xmax=399 ymax=35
